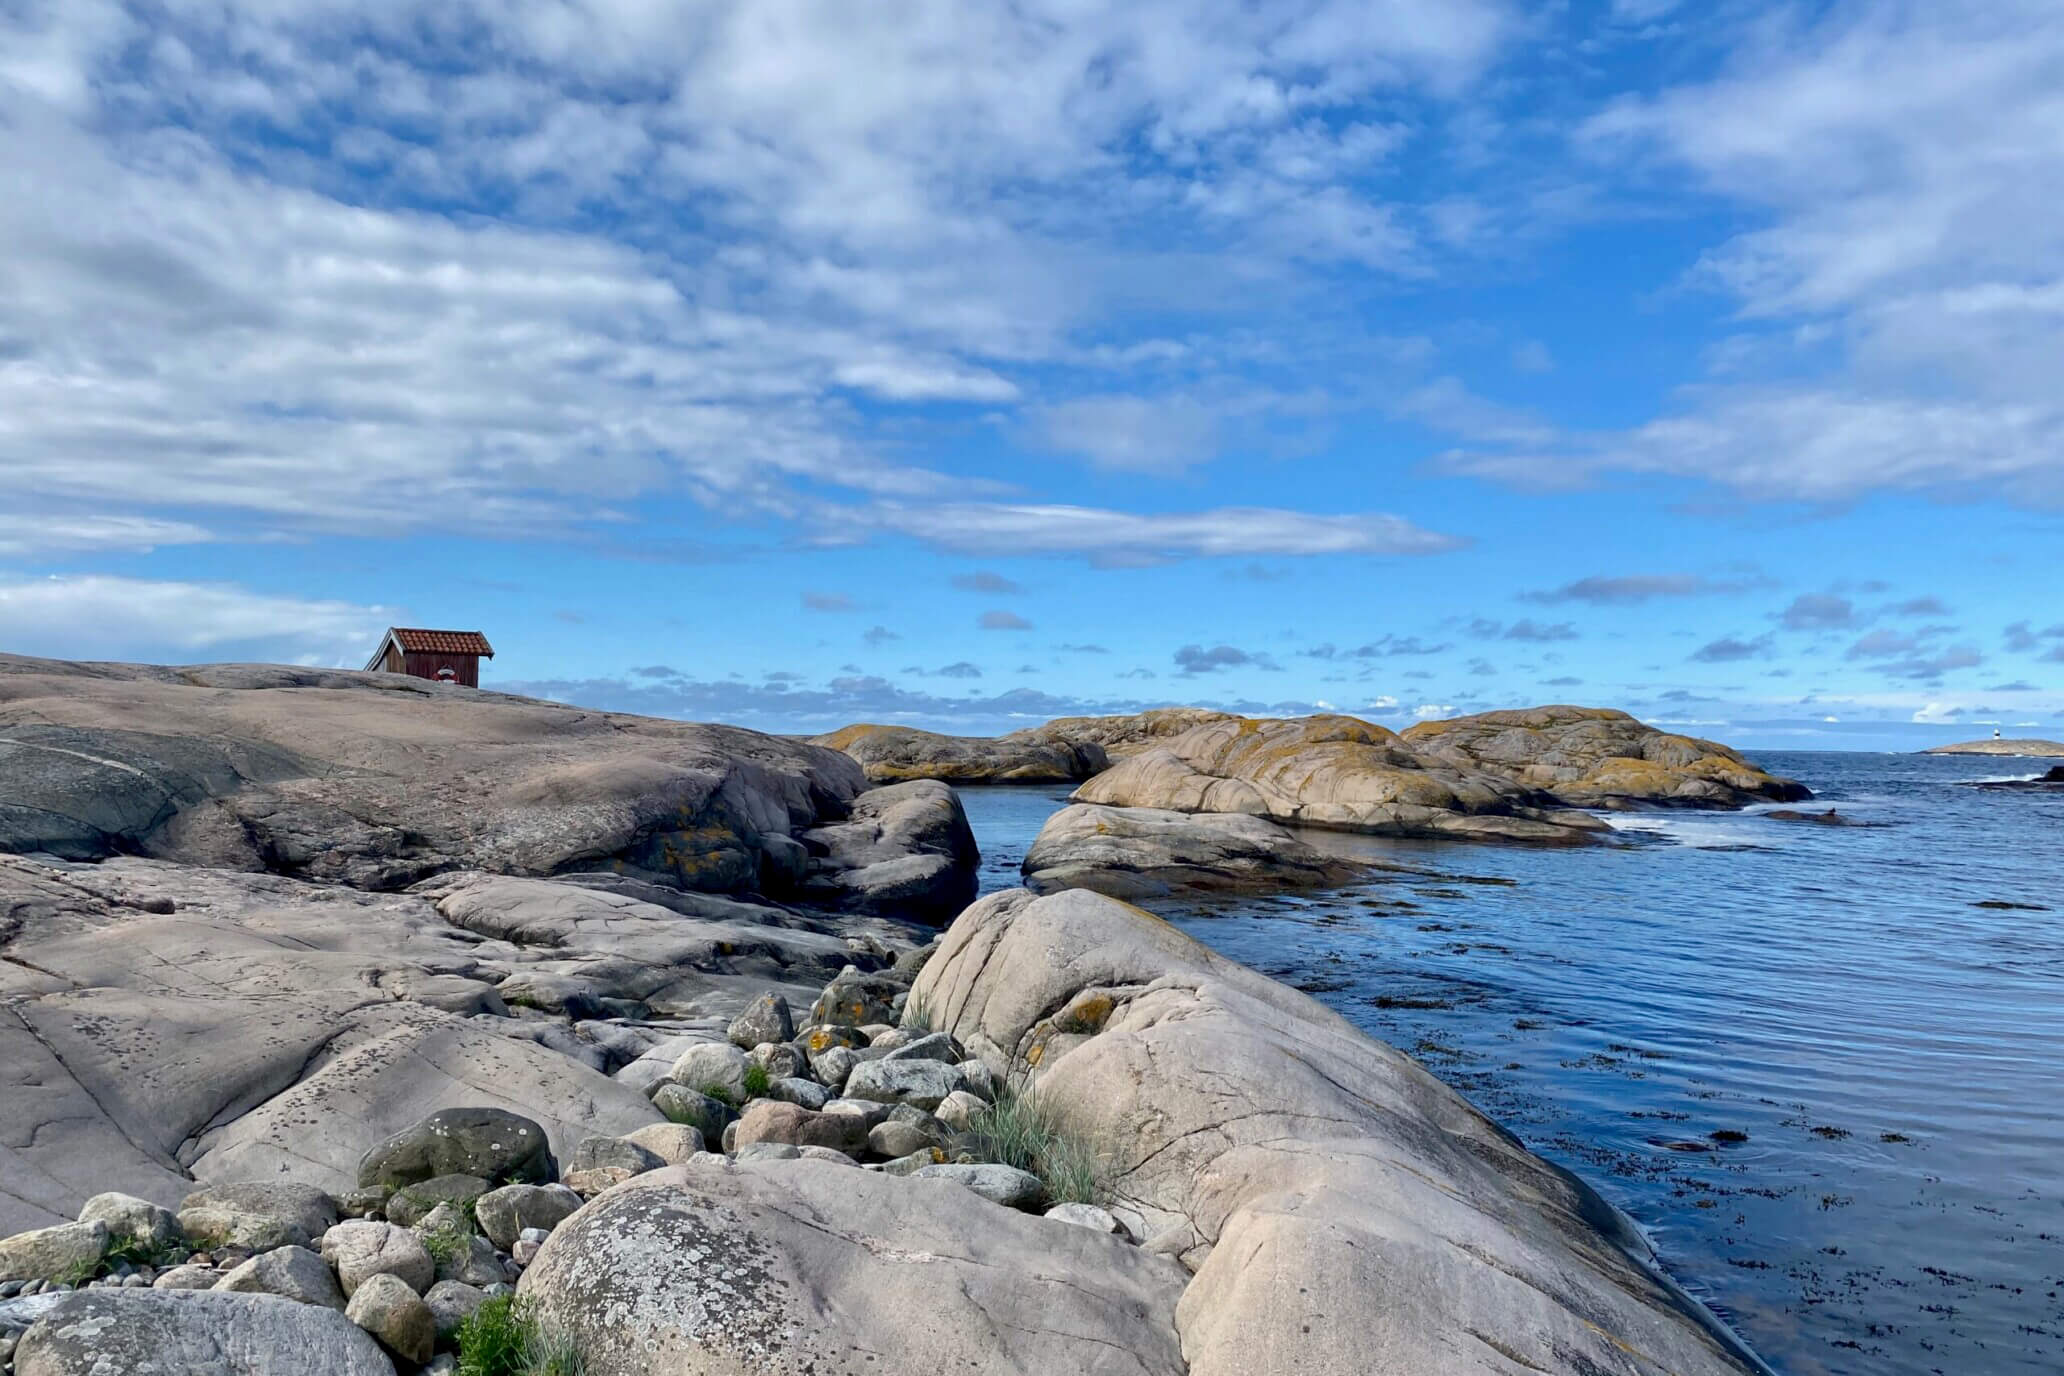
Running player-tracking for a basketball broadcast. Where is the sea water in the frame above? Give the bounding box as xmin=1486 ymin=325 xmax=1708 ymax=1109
xmin=956 ymin=751 xmax=2064 ymax=1376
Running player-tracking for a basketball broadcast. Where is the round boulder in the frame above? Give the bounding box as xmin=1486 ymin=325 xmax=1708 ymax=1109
xmin=357 ymin=1107 xmax=555 ymax=1192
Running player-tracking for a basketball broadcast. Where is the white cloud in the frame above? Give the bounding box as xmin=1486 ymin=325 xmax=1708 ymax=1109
xmin=828 ymin=502 xmax=1463 ymax=563
xmin=1912 ymin=702 xmax=1964 ymax=725
xmin=0 ymin=575 xmax=394 ymax=663
xmin=0 ymin=514 xmax=215 ymax=558
xmin=1445 ymin=3 xmax=2064 ymax=507
xmin=0 ymin=0 xmax=1522 ymax=556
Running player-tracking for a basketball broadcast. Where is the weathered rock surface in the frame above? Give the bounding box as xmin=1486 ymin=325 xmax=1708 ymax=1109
xmin=321 ymin=1221 xmax=435 ymax=1297
xmin=0 ymin=652 xmax=872 ymax=891
xmin=911 ymin=886 xmax=1766 ymax=1376
xmin=344 ymin=1271 xmax=435 ymax=1365
xmin=76 ymin=1193 xmax=179 ymax=1252
xmin=0 ymin=1222 xmax=106 ymax=1286
xmin=814 ymin=709 xmax=1240 ymax=783
xmin=794 ymin=780 xmax=979 ymax=922
xmin=178 ymin=1183 xmax=337 ymax=1253
xmin=1402 ymin=706 xmax=1809 ymax=809
xmin=1074 ymin=714 xmax=1613 ymax=843
xmin=359 ymin=1109 xmax=555 ymax=1193
xmin=1023 ymin=803 xmax=1367 ymax=898
xmin=519 ymin=1158 xmax=1189 ymax=1376
xmin=12 ymin=1289 xmax=396 ymax=1375
xmin=473 ymin=1184 xmax=582 ymax=1251
xmin=1924 ymin=737 xmax=2064 ymax=757
xmin=214 ymin=1244 xmax=348 ymax=1309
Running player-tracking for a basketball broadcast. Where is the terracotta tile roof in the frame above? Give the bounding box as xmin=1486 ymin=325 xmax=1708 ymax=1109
xmin=388 ymin=628 xmax=495 ymax=656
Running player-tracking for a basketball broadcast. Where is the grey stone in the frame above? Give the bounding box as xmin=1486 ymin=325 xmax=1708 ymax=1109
xmin=520 ymin=1160 xmax=1187 ymax=1375
xmin=915 ymin=1164 xmax=1047 ymax=1211
xmin=423 ymin=1279 xmax=486 ymax=1340
xmin=795 ymin=781 xmax=980 ymax=923
xmin=1046 ymin=1203 xmax=1124 ymax=1235
xmin=748 ymin=1042 xmax=805 ymax=1081
xmin=844 ymin=1058 xmax=962 ymax=1111
xmin=213 ymin=1245 xmax=346 ymax=1310
xmin=76 ymin=1195 xmax=178 ymax=1254
xmin=808 ymin=969 xmax=903 ymax=1028
xmin=955 ymin=1060 xmax=998 ymax=1102
xmin=0 ymin=1223 xmax=107 ymax=1287
xmin=149 ymin=1264 xmax=217 ymax=1291
xmin=649 ymin=1085 xmax=734 ymax=1141
xmin=567 ymin=1136 xmax=665 ymax=1178
xmin=358 ymin=1108 xmax=554 ymax=1191
xmin=807 ymin=1045 xmax=859 ymax=1091
xmin=934 ymin=1089 xmax=989 ymax=1131
xmin=620 ymin=1123 xmax=706 ymax=1167
xmin=731 ymin=1142 xmax=801 ymax=1163
xmin=882 ymin=1030 xmax=962 ymax=1064
xmin=473 ymin=1185 xmax=582 ymax=1252
xmin=321 ymin=1221 xmax=435 ymax=1297
xmin=1022 ymin=803 xmax=1368 ymax=899
xmin=177 ymin=1182 xmax=337 ymax=1254
xmin=383 ymin=1175 xmax=490 ymax=1229
xmin=344 ymin=1271 xmax=435 ymax=1366
xmin=667 ymin=1043 xmax=748 ymax=1103
xmin=795 ymin=1147 xmax=859 ymax=1166
xmin=12 ymin=1289 xmax=393 ymax=1375
xmin=877 ymin=1147 xmax=946 ymax=1176
xmin=726 ymin=992 xmax=795 ymax=1050
xmin=818 ymin=1098 xmax=894 ymax=1130
xmin=765 ymin=1077 xmax=831 ymax=1111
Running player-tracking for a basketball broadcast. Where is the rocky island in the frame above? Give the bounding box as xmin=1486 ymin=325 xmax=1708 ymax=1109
xmin=1 ymin=654 xmax=1773 ymax=1375
xmin=1925 ymin=738 xmax=2064 ymax=758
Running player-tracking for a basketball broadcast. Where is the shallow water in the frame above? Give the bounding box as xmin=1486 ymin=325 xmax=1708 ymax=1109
xmin=956 ymin=752 xmax=2064 ymax=1376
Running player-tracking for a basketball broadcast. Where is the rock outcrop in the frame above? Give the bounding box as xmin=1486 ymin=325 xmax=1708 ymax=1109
xmin=1022 ymin=803 xmax=1366 ymax=899
xmin=1925 ymin=737 xmax=2064 ymax=758
xmin=1401 ymin=706 xmax=1810 ymax=809
xmin=813 ymin=708 xmax=1240 ymax=784
xmin=0 ymin=655 xmax=971 ymax=1236
xmin=11 ymin=1289 xmax=396 ymax=1375
xmin=0 ymin=653 xmax=972 ymax=903
xmin=1074 ymin=714 xmax=1613 ymax=843
xmin=910 ymin=887 xmax=1767 ymax=1376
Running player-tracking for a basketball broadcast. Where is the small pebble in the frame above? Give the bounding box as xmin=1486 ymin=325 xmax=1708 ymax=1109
xmin=517 ymin=1227 xmax=550 ymax=1246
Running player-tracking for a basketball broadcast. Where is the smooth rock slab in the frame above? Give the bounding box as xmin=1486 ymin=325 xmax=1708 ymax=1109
xmin=13 ymin=1289 xmax=395 ymax=1375
xmin=518 ymin=1158 xmax=1188 ymax=1376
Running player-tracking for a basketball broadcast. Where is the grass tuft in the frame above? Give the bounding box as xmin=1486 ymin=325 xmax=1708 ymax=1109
xmin=900 ymin=989 xmax=934 ymax=1033
xmin=740 ymin=1062 xmax=772 ymax=1099
xmin=458 ymin=1294 xmax=588 ymax=1376
xmin=968 ymin=1080 xmax=1102 ymax=1205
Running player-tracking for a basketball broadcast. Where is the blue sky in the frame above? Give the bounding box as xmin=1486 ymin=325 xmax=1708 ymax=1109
xmin=1 ymin=0 xmax=2060 ymax=750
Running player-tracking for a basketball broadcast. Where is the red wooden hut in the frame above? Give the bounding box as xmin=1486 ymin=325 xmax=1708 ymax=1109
xmin=363 ymin=628 xmax=494 ymax=687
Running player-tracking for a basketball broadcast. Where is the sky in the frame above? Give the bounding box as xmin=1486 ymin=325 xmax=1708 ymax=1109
xmin=1 ymin=0 xmax=2060 ymax=752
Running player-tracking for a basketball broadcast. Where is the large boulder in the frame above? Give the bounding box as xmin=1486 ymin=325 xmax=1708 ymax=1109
xmin=213 ymin=1245 xmax=348 ymax=1309
xmin=910 ymin=887 xmax=1766 ymax=1376
xmin=518 ymin=1158 xmax=1188 ymax=1375
xmin=344 ymin=1272 xmax=435 ymax=1366
xmin=0 ymin=1221 xmax=107 ymax=1286
xmin=357 ymin=1109 xmax=555 ymax=1193
xmin=473 ymin=1184 xmax=582 ymax=1251
xmin=177 ymin=1183 xmax=337 ymax=1254
xmin=1072 ymin=714 xmax=1611 ymax=844
xmin=12 ymin=1289 xmax=395 ymax=1376
xmin=1402 ymin=706 xmax=1808 ymax=809
xmin=795 ymin=780 xmax=979 ymax=923
xmin=1022 ymin=803 xmax=1366 ymax=899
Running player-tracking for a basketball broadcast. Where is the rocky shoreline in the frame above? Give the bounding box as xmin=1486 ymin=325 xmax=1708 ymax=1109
xmin=1 ymin=655 xmax=1776 ymax=1374
xmin=1924 ymin=738 xmax=2064 ymax=758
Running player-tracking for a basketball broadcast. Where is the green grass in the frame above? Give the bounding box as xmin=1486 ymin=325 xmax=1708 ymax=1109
xmin=458 ymin=1295 xmax=588 ymax=1376
xmin=695 ymin=1082 xmax=739 ymax=1108
xmin=419 ymin=1211 xmax=475 ymax=1269
xmin=740 ymin=1062 xmax=772 ymax=1099
xmin=900 ymin=990 xmax=934 ymax=1033
xmin=968 ymin=1081 xmax=1102 ymax=1205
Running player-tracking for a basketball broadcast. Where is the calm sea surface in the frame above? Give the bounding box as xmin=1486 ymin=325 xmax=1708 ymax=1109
xmin=956 ymin=752 xmax=2064 ymax=1376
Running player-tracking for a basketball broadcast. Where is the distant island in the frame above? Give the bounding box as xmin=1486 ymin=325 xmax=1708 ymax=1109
xmin=1925 ymin=738 xmax=2064 ymax=758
